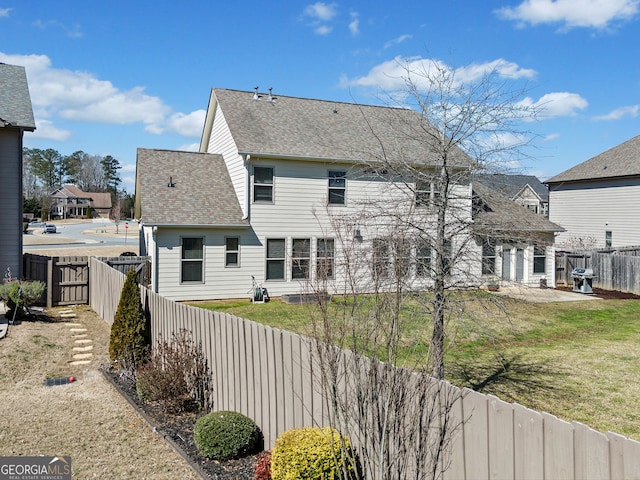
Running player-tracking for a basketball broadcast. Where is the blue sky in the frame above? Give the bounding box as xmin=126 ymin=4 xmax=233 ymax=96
xmin=1 ymin=0 xmax=639 ymax=192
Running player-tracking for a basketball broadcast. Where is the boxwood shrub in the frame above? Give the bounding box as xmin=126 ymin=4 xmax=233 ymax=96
xmin=194 ymin=410 xmax=261 ymax=461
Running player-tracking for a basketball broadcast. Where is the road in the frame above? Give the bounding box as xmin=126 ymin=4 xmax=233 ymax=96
xmin=23 ymin=219 xmax=139 ymax=253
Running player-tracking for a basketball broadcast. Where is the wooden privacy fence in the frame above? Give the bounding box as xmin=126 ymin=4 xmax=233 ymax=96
xmin=556 ymin=249 xmax=640 ymax=295
xmin=89 ymin=257 xmax=640 ymax=479
xmin=23 ymin=253 xmax=150 ymax=307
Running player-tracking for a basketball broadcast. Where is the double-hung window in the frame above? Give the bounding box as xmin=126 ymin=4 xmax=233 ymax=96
xmin=266 ymin=238 xmax=286 ymax=280
xmin=416 ymin=242 xmax=432 ymax=277
xmin=254 ymin=166 xmax=274 ymax=202
xmin=415 ymin=179 xmax=431 ymax=207
xmin=482 ymin=242 xmax=497 ymax=275
xmin=533 ymin=246 xmax=546 ymax=274
xmin=181 ymin=237 xmax=203 ymax=283
xmin=317 ymin=238 xmax=335 ymax=280
xmin=291 ymin=239 xmax=311 ymax=279
xmin=328 ymin=171 xmax=346 ymax=205
xmin=225 ymin=237 xmax=239 ymax=267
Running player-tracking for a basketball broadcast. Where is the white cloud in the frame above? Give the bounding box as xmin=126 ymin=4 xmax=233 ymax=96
xmin=315 ymin=25 xmax=333 ymax=35
xmin=544 ymin=133 xmax=561 ymax=142
xmin=31 ymin=119 xmax=72 ymax=141
xmin=145 ymin=110 xmax=206 ymax=137
xmin=384 ymin=34 xmax=413 ymax=49
xmin=343 ymin=56 xmax=536 ymax=92
xmin=0 ymin=52 xmax=198 ymax=139
xmin=33 ymin=19 xmax=83 ymax=38
xmin=304 ymin=2 xmax=338 ymax=21
xmin=518 ymin=92 xmax=588 ymax=118
xmin=496 ymin=0 xmax=640 ymax=30
xmin=0 ymin=8 xmax=11 ymax=17
xmin=177 ymin=142 xmax=201 ymax=152
xmin=593 ymin=104 xmax=640 ymax=120
xmin=349 ymin=12 xmax=360 ymax=35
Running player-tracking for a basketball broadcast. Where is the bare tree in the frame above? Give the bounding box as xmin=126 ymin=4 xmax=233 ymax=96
xmin=299 ymin=59 xmax=538 ymax=479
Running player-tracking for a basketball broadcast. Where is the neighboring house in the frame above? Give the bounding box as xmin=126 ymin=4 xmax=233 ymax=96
xmin=472 ymin=182 xmax=563 ymax=285
xmin=475 ymin=173 xmax=549 ymax=216
xmin=136 ymin=88 xmax=561 ymax=300
xmin=50 ymin=185 xmax=112 ymax=219
xmin=546 ymin=134 xmax=640 ymax=249
xmin=0 ymin=63 xmax=36 ymax=280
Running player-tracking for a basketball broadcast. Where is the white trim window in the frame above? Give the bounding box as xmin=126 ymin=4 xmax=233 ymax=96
xmin=254 ymin=166 xmax=274 ymax=203
xmin=225 ymin=237 xmax=239 ymax=267
xmin=316 ymin=238 xmax=335 ymax=280
xmin=533 ymin=246 xmax=546 ymax=274
xmin=328 ymin=170 xmax=346 ymax=205
xmin=482 ymin=242 xmax=497 ymax=275
xmin=266 ymin=238 xmax=286 ymax=280
xmin=181 ymin=237 xmax=204 ymax=283
xmin=416 ymin=242 xmax=432 ymax=277
xmin=292 ymin=238 xmax=311 ymax=279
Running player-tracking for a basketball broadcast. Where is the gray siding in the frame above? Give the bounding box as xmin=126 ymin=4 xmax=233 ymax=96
xmin=549 ymin=178 xmax=640 ymax=248
xmin=0 ymin=129 xmax=23 ymax=278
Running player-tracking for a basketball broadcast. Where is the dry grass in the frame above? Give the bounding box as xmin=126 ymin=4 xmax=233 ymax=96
xmin=0 ymin=306 xmax=198 ymax=479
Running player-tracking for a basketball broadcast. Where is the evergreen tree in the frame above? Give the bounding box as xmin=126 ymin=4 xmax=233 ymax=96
xmin=109 ymin=270 xmax=150 ymax=369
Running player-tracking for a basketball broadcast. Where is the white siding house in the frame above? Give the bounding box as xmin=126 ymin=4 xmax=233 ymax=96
xmin=0 ymin=64 xmax=36 ymax=279
xmin=546 ymin=135 xmax=640 ymax=249
xmin=136 ymin=89 xmax=562 ymax=300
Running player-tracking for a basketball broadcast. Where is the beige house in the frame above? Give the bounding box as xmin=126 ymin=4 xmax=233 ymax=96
xmin=50 ymin=185 xmax=112 ymax=219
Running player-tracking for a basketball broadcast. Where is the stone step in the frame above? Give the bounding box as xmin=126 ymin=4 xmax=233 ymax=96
xmin=74 ymin=339 xmax=92 ymax=345
xmin=73 ymin=334 xmax=88 ymax=339
xmin=69 ymin=328 xmax=87 ymax=333
xmin=64 ymin=322 xmax=83 ymax=327
xmin=68 ymin=360 xmax=91 ymax=366
xmin=60 ymin=313 xmax=77 ymax=319
xmin=73 ymin=345 xmax=93 ymax=352
xmin=72 ymin=353 xmax=93 ymax=360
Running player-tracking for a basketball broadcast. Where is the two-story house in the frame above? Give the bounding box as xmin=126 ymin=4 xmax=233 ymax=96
xmin=136 ymin=88 xmax=560 ymax=300
xmin=475 ymin=173 xmax=549 ymax=216
xmin=50 ymin=185 xmax=112 ymax=219
xmin=0 ymin=63 xmax=36 ymax=279
xmin=546 ymin=134 xmax=640 ymax=249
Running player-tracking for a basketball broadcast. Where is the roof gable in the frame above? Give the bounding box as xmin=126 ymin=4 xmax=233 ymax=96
xmin=0 ymin=63 xmax=36 ymax=130
xmin=475 ymin=173 xmax=548 ymax=202
xmin=472 ymin=182 xmax=563 ymax=236
xmin=205 ymin=88 xmax=473 ymax=168
xmin=546 ymin=134 xmax=640 ymax=184
xmin=135 ymin=148 xmax=246 ymax=226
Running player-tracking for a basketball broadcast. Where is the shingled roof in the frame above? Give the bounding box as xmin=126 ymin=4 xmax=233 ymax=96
xmin=546 ymin=135 xmax=640 ymax=184
xmin=475 ymin=173 xmax=548 ymax=202
xmin=472 ymin=182 xmax=563 ymax=237
xmin=203 ymin=88 xmax=474 ymax=168
xmin=135 ymin=148 xmax=247 ymax=226
xmin=0 ymin=63 xmax=36 ymax=130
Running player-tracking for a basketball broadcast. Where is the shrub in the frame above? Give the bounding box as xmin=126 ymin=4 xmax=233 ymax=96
xmin=109 ymin=269 xmax=149 ymax=369
xmin=254 ymin=450 xmax=271 ymax=480
xmin=135 ymin=330 xmax=213 ymax=413
xmin=270 ymin=427 xmax=356 ymax=480
xmin=194 ymin=411 xmax=261 ymax=461
xmin=0 ymin=280 xmax=45 ymax=319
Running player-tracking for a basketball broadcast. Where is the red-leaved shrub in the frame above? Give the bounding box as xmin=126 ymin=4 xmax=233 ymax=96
xmin=254 ymin=450 xmax=271 ymax=480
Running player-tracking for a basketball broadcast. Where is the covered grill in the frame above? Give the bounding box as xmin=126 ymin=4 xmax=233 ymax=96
xmin=571 ymin=267 xmax=595 ymax=294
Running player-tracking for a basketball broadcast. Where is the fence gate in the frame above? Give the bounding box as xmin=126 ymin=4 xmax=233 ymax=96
xmin=23 ymin=254 xmax=89 ymax=307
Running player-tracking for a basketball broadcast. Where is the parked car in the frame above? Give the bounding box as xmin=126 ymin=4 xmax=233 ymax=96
xmin=43 ymin=224 xmax=57 ymax=234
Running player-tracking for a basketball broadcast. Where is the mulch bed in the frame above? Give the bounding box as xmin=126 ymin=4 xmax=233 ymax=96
xmin=555 ymin=286 xmax=640 ymax=300
xmin=103 ymin=367 xmax=260 ymax=479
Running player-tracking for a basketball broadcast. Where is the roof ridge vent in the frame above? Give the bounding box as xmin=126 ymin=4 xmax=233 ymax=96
xmin=253 ymin=86 xmax=259 ymax=100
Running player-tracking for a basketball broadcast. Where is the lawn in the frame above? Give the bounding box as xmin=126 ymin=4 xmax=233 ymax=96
xmin=190 ymin=293 xmax=640 ymax=441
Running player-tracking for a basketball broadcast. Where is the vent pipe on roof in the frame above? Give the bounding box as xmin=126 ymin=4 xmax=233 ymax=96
xmin=253 ymin=86 xmax=259 ymax=100
xmin=268 ymin=87 xmax=274 ymax=102
xmin=333 ymin=104 xmax=337 ymax=114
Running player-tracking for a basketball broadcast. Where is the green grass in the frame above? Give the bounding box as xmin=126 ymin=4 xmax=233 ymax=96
xmin=189 ymin=294 xmax=640 ymax=440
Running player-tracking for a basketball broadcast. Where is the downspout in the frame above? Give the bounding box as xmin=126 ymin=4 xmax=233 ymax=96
xmin=152 ymin=225 xmax=159 ymax=293
xmin=243 ymin=154 xmax=251 ymax=221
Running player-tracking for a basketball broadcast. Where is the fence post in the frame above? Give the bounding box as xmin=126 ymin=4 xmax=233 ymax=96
xmin=46 ymin=257 xmax=53 ymax=308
